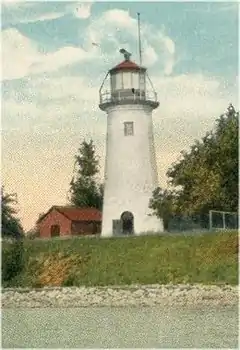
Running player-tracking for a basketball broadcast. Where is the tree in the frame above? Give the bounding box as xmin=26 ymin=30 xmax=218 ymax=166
xmin=1 ymin=186 xmax=24 ymax=238
xmin=1 ymin=187 xmax=25 ymax=285
xmin=151 ymin=104 xmax=238 ymax=221
xmin=68 ymin=139 xmax=103 ymax=210
xmin=149 ymin=187 xmax=179 ymax=231
xmin=213 ymin=104 xmax=238 ymax=211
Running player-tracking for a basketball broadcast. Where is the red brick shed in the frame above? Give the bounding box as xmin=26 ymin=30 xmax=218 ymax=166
xmin=37 ymin=206 xmax=102 ymax=239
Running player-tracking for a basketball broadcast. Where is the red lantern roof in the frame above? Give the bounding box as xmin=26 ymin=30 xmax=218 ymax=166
xmin=110 ymin=60 xmax=146 ymax=73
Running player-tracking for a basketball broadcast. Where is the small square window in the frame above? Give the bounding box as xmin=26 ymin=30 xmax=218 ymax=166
xmin=124 ymin=122 xmax=134 ymax=136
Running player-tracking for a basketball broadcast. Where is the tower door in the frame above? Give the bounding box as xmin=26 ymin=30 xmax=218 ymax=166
xmin=121 ymin=211 xmax=134 ymax=235
xmin=112 ymin=220 xmax=122 ymax=236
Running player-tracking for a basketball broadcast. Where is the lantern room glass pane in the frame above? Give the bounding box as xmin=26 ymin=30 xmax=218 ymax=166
xmin=115 ymin=72 xmax=123 ymax=90
xmin=139 ymin=72 xmax=146 ymax=90
xmin=122 ymin=72 xmax=132 ymax=89
xmin=111 ymin=74 xmax=117 ymax=91
xmin=132 ymin=72 xmax=139 ymax=89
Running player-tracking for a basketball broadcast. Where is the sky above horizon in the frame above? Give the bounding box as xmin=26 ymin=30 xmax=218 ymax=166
xmin=2 ymin=0 xmax=239 ymax=231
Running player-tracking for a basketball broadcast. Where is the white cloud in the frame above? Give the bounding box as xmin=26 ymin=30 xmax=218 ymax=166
xmin=153 ymin=74 xmax=234 ymax=125
xmin=2 ymin=28 xmax=94 ymax=80
xmin=2 ymin=28 xmax=39 ymax=80
xmin=150 ymin=73 xmax=237 ymax=157
xmin=32 ymin=76 xmax=98 ymax=101
xmin=164 ymin=59 xmax=175 ymax=76
xmin=143 ymin=46 xmax=158 ymax=66
xmin=2 ymin=74 xmax=102 ymax=135
xmin=2 ymin=8 xmax=176 ymax=81
xmin=162 ymin=36 xmax=175 ymax=55
xmin=104 ymin=9 xmax=136 ymax=30
xmin=31 ymin=47 xmax=92 ymax=75
xmin=184 ymin=3 xmax=238 ymax=13
xmin=73 ymin=2 xmax=93 ymax=19
xmin=2 ymin=8 xmax=65 ymax=26
xmin=218 ymin=3 xmax=239 ymax=12
xmin=21 ymin=12 xmax=65 ymax=24
xmin=144 ymin=29 xmax=175 ymax=74
xmin=82 ymin=9 xmax=176 ymax=74
xmin=2 ymin=1 xmax=93 ymax=25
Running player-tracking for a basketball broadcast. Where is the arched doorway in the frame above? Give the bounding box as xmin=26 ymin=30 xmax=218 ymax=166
xmin=50 ymin=224 xmax=60 ymax=237
xmin=121 ymin=211 xmax=134 ymax=235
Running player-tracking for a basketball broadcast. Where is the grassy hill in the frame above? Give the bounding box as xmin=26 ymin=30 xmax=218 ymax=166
xmin=2 ymin=230 xmax=238 ymax=288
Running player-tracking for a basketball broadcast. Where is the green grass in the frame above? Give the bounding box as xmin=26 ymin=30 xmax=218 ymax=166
xmin=2 ymin=230 xmax=239 ymax=288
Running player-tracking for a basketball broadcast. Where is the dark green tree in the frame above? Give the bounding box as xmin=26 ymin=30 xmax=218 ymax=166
xmin=168 ymin=103 xmax=238 ymax=214
xmin=150 ymin=103 xmax=238 ymax=223
xmin=69 ymin=139 xmax=103 ymax=210
xmin=213 ymin=104 xmax=238 ymax=211
xmin=1 ymin=186 xmax=24 ymax=238
xmin=1 ymin=187 xmax=25 ymax=285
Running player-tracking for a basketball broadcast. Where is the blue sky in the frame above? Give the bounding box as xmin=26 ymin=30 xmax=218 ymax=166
xmin=2 ymin=1 xmax=239 ymax=231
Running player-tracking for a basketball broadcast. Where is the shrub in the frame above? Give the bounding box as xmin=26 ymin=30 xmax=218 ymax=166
xmin=2 ymin=239 xmax=25 ymax=285
xmin=33 ymin=252 xmax=90 ymax=287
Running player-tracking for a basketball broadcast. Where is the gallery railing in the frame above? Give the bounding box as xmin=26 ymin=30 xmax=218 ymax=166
xmin=99 ymin=89 xmax=158 ymax=106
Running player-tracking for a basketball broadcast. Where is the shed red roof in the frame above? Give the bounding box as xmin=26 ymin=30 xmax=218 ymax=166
xmin=38 ymin=206 xmax=102 ymax=223
xmin=57 ymin=207 xmax=102 ymax=222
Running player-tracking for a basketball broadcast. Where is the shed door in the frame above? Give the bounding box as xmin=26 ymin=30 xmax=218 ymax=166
xmin=51 ymin=225 xmax=60 ymax=237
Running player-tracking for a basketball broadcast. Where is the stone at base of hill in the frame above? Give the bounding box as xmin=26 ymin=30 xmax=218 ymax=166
xmin=1 ymin=284 xmax=238 ymax=308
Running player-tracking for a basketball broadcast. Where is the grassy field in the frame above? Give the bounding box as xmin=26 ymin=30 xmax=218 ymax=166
xmin=2 ymin=230 xmax=239 ymax=288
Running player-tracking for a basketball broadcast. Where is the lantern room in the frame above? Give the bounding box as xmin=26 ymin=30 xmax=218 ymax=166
xmin=110 ymin=60 xmax=146 ymax=98
xmin=99 ymin=49 xmax=159 ymax=111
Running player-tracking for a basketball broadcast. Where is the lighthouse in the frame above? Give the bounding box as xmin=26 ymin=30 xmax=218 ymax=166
xmin=99 ymin=49 xmax=163 ymax=237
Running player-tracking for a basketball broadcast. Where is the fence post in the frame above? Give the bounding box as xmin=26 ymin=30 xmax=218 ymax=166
xmin=209 ymin=210 xmax=212 ymax=231
xmin=223 ymin=212 xmax=226 ymax=230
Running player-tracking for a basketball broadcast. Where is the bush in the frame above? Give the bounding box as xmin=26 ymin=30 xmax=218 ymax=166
xmin=2 ymin=239 xmax=25 ymax=285
xmin=26 ymin=227 xmax=40 ymax=240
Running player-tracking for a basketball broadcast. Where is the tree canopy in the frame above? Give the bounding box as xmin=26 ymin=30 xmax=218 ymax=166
xmin=149 ymin=104 xmax=238 ymax=226
xmin=68 ymin=139 xmax=103 ymax=210
xmin=1 ymin=186 xmax=24 ymax=238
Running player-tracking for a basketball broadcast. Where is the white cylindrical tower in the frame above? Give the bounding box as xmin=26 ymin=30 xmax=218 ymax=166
xmin=99 ymin=50 xmax=163 ymax=237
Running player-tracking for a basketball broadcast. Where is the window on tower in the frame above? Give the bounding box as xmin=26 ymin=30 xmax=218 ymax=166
xmin=124 ymin=122 xmax=134 ymax=136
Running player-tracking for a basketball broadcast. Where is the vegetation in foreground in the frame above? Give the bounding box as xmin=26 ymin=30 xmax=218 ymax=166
xmin=2 ymin=230 xmax=238 ymax=288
